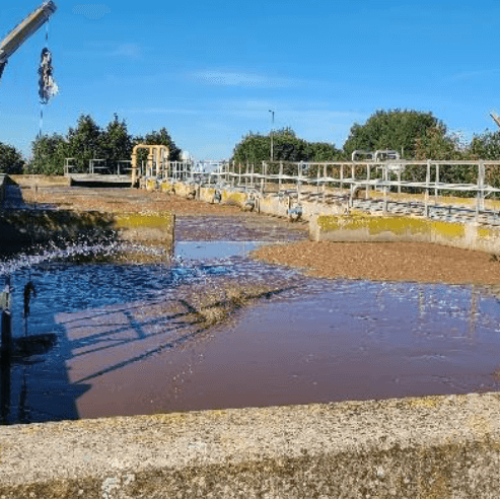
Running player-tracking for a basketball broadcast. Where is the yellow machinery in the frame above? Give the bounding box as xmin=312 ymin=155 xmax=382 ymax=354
xmin=0 ymin=1 xmax=57 ymax=84
xmin=131 ymin=144 xmax=170 ymax=187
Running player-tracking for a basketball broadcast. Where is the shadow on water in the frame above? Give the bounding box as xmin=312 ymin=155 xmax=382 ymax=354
xmin=0 ymin=254 xmax=295 ymax=424
xmin=0 ymin=194 xmax=169 ymax=423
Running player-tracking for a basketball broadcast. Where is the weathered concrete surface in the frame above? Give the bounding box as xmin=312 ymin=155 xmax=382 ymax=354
xmin=310 ymin=213 xmax=500 ymax=254
xmin=9 ymin=175 xmax=70 ymax=188
xmin=0 ymin=392 xmax=499 ymax=498
xmin=259 ymin=194 xmax=346 ymax=220
xmin=193 ymin=186 xmax=347 ymax=220
xmin=112 ymin=211 xmax=175 ymax=247
xmin=0 ymin=210 xmax=175 ymax=255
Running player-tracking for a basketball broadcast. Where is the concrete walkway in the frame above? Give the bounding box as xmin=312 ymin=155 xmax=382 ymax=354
xmin=0 ymin=392 xmax=499 ymax=498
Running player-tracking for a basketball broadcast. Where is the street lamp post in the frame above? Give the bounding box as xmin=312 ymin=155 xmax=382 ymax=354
xmin=269 ymin=109 xmax=274 ymax=162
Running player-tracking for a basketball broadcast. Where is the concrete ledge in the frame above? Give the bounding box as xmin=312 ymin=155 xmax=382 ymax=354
xmin=0 ymin=392 xmax=499 ymax=498
xmin=9 ymin=175 xmax=70 ymax=188
xmin=0 ymin=210 xmax=175 ymax=255
xmin=310 ymin=213 xmax=500 ymax=253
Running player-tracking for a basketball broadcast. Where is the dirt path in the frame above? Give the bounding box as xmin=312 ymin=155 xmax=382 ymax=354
xmin=252 ymin=241 xmax=500 ymax=285
xmin=21 ymin=186 xmax=247 ymax=215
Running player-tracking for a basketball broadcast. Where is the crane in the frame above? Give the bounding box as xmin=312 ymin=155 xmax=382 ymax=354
xmin=491 ymin=112 xmax=500 ymax=129
xmin=0 ymin=1 xmax=57 ymax=85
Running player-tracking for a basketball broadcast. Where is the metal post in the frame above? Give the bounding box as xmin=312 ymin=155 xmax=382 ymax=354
xmin=477 ymin=160 xmax=485 ymax=219
xmin=297 ymin=162 xmax=302 ymax=201
xmin=147 ymin=151 xmax=153 ymax=179
xmin=340 ymin=164 xmax=344 ymax=191
xmin=425 ymin=160 xmax=431 ymax=217
xmin=260 ymin=161 xmax=265 ymax=194
xmin=435 ymin=163 xmax=440 ymax=204
xmin=279 ymin=161 xmax=283 ymax=192
xmin=245 ymin=162 xmax=249 ymax=189
xmin=383 ymin=166 xmax=389 ymax=213
xmin=238 ymin=164 xmax=242 ymax=187
xmin=323 ymin=164 xmax=327 ymax=202
xmin=366 ymin=164 xmax=371 ymax=200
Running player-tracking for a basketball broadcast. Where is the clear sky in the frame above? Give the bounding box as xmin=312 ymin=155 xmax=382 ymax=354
xmin=1 ymin=0 xmax=499 ymax=160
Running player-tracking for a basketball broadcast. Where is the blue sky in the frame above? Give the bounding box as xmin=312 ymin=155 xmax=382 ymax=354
xmin=1 ymin=0 xmax=499 ymax=160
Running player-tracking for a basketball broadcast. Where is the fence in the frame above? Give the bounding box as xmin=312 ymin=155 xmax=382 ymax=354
xmin=64 ymin=158 xmax=133 ymax=177
xmin=202 ymin=160 xmax=500 ymax=225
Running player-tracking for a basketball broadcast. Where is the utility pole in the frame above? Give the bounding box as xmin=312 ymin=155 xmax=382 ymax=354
xmin=269 ymin=109 xmax=274 ymax=162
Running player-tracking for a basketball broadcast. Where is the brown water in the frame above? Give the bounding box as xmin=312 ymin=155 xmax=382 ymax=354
xmin=56 ymin=280 xmax=500 ymax=420
xmin=2 ymin=215 xmax=500 ymax=423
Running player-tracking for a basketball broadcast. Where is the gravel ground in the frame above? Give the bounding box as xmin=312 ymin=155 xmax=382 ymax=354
xmin=21 ymin=186 xmax=245 ymax=215
xmin=252 ymin=240 xmax=500 ymax=285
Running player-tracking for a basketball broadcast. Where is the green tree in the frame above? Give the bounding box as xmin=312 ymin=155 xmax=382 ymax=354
xmin=0 ymin=142 xmax=24 ymax=174
xmin=66 ymin=114 xmax=104 ymax=171
xmin=27 ymin=133 xmax=68 ymax=175
xmin=343 ymin=109 xmax=444 ymax=159
xmin=232 ymin=132 xmax=270 ymax=166
xmin=470 ymin=130 xmax=500 ymax=160
xmin=470 ymin=130 xmax=500 ymax=190
xmin=231 ymin=127 xmax=330 ymax=171
xmin=143 ymin=127 xmax=181 ymax=161
xmin=306 ymin=142 xmax=343 ymax=162
xmin=100 ymin=114 xmax=133 ymax=165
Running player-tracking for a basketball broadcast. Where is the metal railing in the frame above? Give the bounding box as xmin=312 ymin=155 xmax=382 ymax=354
xmin=202 ymin=159 xmax=500 ymax=225
xmin=64 ymin=158 xmax=133 ymax=177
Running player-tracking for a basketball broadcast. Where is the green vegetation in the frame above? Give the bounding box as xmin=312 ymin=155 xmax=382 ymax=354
xmin=231 ymin=109 xmax=500 ymax=166
xmin=23 ymin=113 xmax=182 ymax=175
xmin=343 ymin=109 xmax=444 ymax=159
xmin=231 ymin=127 xmax=342 ymax=173
xmin=3 ymin=108 xmax=500 ymax=178
xmin=0 ymin=142 xmax=24 ymax=174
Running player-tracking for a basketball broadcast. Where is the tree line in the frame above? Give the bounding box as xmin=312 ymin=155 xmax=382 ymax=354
xmin=231 ymin=109 xmax=500 ymax=164
xmin=0 ymin=113 xmax=181 ymax=175
xmin=2 ymin=109 xmax=500 ymax=176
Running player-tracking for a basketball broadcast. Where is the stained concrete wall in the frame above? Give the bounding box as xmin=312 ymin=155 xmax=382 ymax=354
xmin=0 ymin=392 xmax=499 ymax=498
xmin=310 ymin=213 xmax=500 ymax=254
xmin=9 ymin=175 xmax=70 ymax=188
xmin=0 ymin=210 xmax=175 ymax=256
xmin=193 ymin=186 xmax=347 ymax=220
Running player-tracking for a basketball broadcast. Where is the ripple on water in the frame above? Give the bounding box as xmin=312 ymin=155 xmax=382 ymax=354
xmin=2 ymin=237 xmax=500 ymax=424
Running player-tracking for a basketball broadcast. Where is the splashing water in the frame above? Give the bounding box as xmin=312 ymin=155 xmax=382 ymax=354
xmin=0 ymin=240 xmax=169 ymax=279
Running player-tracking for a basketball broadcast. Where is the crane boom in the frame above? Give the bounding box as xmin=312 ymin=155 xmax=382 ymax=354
xmin=0 ymin=1 xmax=57 ymax=83
xmin=491 ymin=112 xmax=500 ymax=129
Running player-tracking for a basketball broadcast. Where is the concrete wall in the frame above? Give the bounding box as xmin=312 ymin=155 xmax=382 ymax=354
xmin=259 ymin=195 xmax=346 ymax=220
xmin=310 ymin=213 xmax=500 ymax=254
xmin=0 ymin=392 xmax=499 ymax=498
xmin=192 ymin=186 xmax=347 ymax=220
xmin=0 ymin=210 xmax=175 ymax=256
xmin=9 ymin=175 xmax=70 ymax=188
